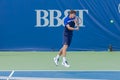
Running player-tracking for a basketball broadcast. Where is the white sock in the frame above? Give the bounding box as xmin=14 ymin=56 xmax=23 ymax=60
xmin=56 ymin=55 xmax=60 ymax=59
xmin=63 ymin=57 xmax=66 ymax=62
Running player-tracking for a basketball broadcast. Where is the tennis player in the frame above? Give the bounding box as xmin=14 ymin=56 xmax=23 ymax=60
xmin=54 ymin=10 xmax=79 ymax=67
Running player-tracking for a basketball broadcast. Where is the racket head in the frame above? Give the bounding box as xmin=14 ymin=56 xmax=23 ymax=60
xmin=75 ymin=16 xmax=82 ymax=27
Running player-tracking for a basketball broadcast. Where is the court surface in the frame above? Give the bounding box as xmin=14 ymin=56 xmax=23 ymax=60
xmin=0 ymin=51 xmax=120 ymax=80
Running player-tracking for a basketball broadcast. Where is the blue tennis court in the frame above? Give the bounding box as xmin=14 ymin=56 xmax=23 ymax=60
xmin=1 ymin=71 xmax=120 ymax=80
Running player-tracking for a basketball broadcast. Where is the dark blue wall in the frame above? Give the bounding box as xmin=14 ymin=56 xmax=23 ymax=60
xmin=0 ymin=0 xmax=120 ymax=51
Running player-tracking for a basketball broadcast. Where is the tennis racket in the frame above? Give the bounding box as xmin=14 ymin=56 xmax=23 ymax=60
xmin=75 ymin=16 xmax=82 ymax=27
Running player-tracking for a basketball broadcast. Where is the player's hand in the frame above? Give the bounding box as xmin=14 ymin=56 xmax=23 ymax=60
xmin=74 ymin=19 xmax=78 ymax=23
xmin=74 ymin=27 xmax=79 ymax=31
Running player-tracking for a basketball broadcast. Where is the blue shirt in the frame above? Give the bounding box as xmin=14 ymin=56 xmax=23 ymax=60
xmin=64 ymin=15 xmax=75 ymax=36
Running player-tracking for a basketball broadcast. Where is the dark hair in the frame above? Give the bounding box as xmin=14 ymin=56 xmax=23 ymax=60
xmin=69 ymin=10 xmax=76 ymax=14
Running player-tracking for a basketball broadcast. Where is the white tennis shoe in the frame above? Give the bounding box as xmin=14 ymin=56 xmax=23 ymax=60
xmin=54 ymin=57 xmax=59 ymax=66
xmin=62 ymin=61 xmax=70 ymax=68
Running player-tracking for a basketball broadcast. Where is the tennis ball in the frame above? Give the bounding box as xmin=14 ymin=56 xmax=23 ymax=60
xmin=110 ymin=20 xmax=114 ymax=23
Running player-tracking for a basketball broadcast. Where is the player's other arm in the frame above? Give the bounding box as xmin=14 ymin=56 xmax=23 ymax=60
xmin=66 ymin=24 xmax=79 ymax=31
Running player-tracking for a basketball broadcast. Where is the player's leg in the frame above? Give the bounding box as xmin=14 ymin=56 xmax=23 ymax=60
xmin=62 ymin=44 xmax=68 ymax=57
xmin=61 ymin=35 xmax=73 ymax=68
xmin=54 ymin=47 xmax=63 ymax=66
xmin=54 ymin=36 xmax=66 ymax=65
xmin=58 ymin=44 xmax=68 ymax=58
xmin=54 ymin=35 xmax=72 ymax=67
xmin=61 ymin=44 xmax=70 ymax=67
xmin=59 ymin=47 xmax=63 ymax=56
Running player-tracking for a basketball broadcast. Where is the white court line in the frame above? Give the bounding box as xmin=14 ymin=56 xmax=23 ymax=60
xmin=1 ymin=70 xmax=120 ymax=71
xmin=3 ymin=70 xmax=120 ymax=72
xmin=6 ymin=70 xmax=14 ymax=80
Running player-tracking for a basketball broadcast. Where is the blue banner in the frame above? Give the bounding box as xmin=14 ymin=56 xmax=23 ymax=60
xmin=0 ymin=0 xmax=120 ymax=51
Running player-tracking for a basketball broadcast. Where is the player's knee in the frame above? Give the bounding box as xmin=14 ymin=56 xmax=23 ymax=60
xmin=63 ymin=45 xmax=68 ymax=49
